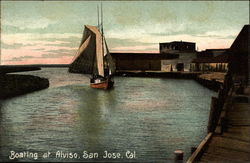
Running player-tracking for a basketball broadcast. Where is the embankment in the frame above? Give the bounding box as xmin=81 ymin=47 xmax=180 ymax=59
xmin=195 ymin=77 xmax=222 ymax=91
xmin=195 ymin=73 xmax=225 ymax=92
xmin=115 ymin=71 xmax=223 ymax=91
xmin=0 ymin=74 xmax=49 ymax=99
xmin=115 ymin=71 xmax=200 ymax=79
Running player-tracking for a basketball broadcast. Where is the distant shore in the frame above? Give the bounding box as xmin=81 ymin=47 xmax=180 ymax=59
xmin=0 ymin=64 xmax=69 ymax=74
xmin=0 ymin=65 xmax=41 ymax=74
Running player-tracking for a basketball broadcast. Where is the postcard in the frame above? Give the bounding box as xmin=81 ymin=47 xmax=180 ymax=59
xmin=0 ymin=1 xmax=249 ymax=162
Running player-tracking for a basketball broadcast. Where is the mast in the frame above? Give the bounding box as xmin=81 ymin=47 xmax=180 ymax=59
xmin=97 ymin=5 xmax=100 ymax=29
xmin=101 ymin=3 xmax=104 ymax=53
xmin=101 ymin=3 xmax=104 ymax=36
xmin=101 ymin=3 xmax=105 ymax=75
xmin=93 ymin=4 xmax=100 ymax=77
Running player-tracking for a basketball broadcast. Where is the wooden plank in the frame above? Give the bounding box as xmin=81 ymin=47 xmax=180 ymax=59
xmin=186 ymin=132 xmax=213 ymax=163
xmin=232 ymin=103 xmax=250 ymax=108
xmin=223 ymin=131 xmax=250 ymax=142
xmin=201 ymin=152 xmax=239 ymax=162
xmin=227 ymin=111 xmax=250 ymax=118
xmin=228 ymin=120 xmax=250 ymax=125
xmin=205 ymin=147 xmax=250 ymax=161
xmin=229 ymin=103 xmax=250 ymax=112
xmin=207 ymin=136 xmax=250 ymax=154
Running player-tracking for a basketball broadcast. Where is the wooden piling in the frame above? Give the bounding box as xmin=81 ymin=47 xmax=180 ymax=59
xmin=220 ymin=117 xmax=227 ymax=133
xmin=174 ymin=150 xmax=183 ymax=162
xmin=207 ymin=97 xmax=219 ymax=132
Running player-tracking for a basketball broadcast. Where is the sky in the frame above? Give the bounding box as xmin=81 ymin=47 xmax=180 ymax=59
xmin=1 ymin=1 xmax=249 ymax=65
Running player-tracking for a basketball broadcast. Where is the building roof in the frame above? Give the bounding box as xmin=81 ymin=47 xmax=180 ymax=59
xmin=160 ymin=41 xmax=196 ymax=44
xmin=229 ymin=24 xmax=249 ymax=54
xmin=110 ymin=52 xmax=179 ymax=60
xmin=192 ymin=53 xmax=229 ymax=63
xmin=227 ymin=24 xmax=249 ymax=75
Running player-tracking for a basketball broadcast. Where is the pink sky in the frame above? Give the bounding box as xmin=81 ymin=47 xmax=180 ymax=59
xmin=0 ymin=31 xmax=236 ymax=65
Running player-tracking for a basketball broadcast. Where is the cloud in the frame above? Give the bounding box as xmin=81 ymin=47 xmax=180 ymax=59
xmin=1 ymin=33 xmax=79 ymax=64
xmin=3 ymin=17 xmax=54 ymax=30
xmin=42 ymin=49 xmax=76 ymax=58
xmin=107 ymin=38 xmax=155 ymax=47
xmin=32 ymin=36 xmax=81 ymax=42
xmin=147 ymin=23 xmax=241 ymax=40
xmin=5 ymin=56 xmax=36 ymax=62
xmin=192 ymin=34 xmax=237 ymax=40
xmin=3 ymin=56 xmax=73 ymax=65
xmin=195 ymin=30 xmax=239 ymax=40
xmin=43 ymin=42 xmax=77 ymax=48
xmin=111 ymin=45 xmax=158 ymax=53
xmin=1 ymin=42 xmax=24 ymax=49
xmin=106 ymin=37 xmax=158 ymax=53
xmin=1 ymin=33 xmax=80 ymax=47
xmin=106 ymin=21 xmax=207 ymax=42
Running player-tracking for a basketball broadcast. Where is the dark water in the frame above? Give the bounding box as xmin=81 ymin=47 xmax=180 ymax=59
xmin=0 ymin=68 xmax=217 ymax=162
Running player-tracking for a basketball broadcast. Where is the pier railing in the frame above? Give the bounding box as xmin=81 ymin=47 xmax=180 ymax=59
xmin=186 ymin=132 xmax=213 ymax=163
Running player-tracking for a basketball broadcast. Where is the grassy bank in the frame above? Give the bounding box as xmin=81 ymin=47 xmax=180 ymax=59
xmin=0 ymin=74 xmax=49 ymax=99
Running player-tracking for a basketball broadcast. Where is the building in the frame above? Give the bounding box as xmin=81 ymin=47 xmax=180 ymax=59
xmin=191 ymin=24 xmax=249 ymax=82
xmin=110 ymin=53 xmax=178 ymax=71
xmin=191 ymin=53 xmax=229 ymax=72
xmin=159 ymin=41 xmax=197 ymax=72
xmin=160 ymin=41 xmax=196 ymax=53
xmin=160 ymin=42 xmax=196 ymax=72
xmin=192 ymin=49 xmax=229 ymax=72
xmin=227 ymin=25 xmax=249 ymax=83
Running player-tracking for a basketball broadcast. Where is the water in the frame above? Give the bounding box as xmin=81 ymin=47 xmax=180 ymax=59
xmin=0 ymin=68 xmax=217 ymax=162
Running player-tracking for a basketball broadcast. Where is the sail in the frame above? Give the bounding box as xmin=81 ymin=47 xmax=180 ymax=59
xmin=93 ymin=26 xmax=104 ymax=77
xmin=69 ymin=25 xmax=104 ymax=77
xmin=104 ymin=37 xmax=116 ymax=75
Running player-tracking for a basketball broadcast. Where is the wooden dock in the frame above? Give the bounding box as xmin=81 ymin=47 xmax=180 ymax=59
xmin=187 ymin=85 xmax=250 ymax=162
xmin=199 ymin=101 xmax=250 ymax=162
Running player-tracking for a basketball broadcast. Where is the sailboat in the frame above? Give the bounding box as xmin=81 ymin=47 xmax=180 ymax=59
xmin=68 ymin=6 xmax=115 ymax=89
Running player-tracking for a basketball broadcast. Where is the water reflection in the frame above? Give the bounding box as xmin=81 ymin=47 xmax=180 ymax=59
xmin=76 ymin=87 xmax=108 ymax=151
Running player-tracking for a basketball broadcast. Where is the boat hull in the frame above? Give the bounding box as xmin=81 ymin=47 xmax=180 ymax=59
xmin=90 ymin=79 xmax=114 ymax=89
